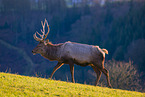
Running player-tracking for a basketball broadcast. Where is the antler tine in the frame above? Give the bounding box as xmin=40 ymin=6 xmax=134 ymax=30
xmin=33 ymin=32 xmax=42 ymax=41
xmin=36 ymin=31 xmax=43 ymax=39
xmin=40 ymin=20 xmax=45 ymax=38
xmin=43 ymin=19 xmax=50 ymax=40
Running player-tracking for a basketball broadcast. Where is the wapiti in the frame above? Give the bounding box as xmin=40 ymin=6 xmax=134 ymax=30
xmin=32 ymin=19 xmax=112 ymax=88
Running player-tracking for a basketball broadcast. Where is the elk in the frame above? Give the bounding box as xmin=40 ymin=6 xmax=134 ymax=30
xmin=32 ymin=19 xmax=112 ymax=88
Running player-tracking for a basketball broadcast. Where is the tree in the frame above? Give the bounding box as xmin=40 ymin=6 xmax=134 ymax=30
xmin=125 ymin=39 xmax=145 ymax=72
xmin=2 ymin=0 xmax=30 ymax=13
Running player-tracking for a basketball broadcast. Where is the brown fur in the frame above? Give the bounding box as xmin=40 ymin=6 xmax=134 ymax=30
xmin=32 ymin=41 xmax=112 ymax=88
xmin=32 ymin=19 xmax=111 ymax=88
xmin=44 ymin=43 xmax=64 ymax=61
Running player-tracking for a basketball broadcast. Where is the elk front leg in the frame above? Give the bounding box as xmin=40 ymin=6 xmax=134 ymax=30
xmin=49 ymin=62 xmax=63 ymax=79
xmin=69 ymin=63 xmax=75 ymax=83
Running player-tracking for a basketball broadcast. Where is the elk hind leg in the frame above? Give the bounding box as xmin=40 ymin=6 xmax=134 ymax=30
xmin=101 ymin=68 xmax=112 ymax=88
xmin=91 ymin=65 xmax=102 ymax=86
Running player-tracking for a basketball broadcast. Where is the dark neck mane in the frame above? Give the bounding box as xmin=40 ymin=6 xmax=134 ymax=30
xmin=42 ymin=42 xmax=63 ymax=61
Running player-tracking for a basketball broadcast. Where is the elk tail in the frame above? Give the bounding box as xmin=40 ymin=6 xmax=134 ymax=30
xmin=102 ymin=49 xmax=108 ymax=54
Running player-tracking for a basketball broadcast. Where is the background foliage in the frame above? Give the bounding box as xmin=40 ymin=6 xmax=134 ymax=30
xmin=0 ymin=0 xmax=145 ymax=92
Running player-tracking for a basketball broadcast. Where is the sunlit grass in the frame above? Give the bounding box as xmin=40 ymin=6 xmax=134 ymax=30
xmin=0 ymin=72 xmax=144 ymax=97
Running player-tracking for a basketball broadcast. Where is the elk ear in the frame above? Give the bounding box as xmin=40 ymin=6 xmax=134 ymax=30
xmin=44 ymin=39 xmax=49 ymax=45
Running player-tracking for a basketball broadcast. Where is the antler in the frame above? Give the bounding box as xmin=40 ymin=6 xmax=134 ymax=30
xmin=33 ymin=19 xmax=50 ymax=41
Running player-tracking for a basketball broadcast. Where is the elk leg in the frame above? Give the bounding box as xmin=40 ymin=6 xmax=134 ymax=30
xmin=49 ymin=62 xmax=64 ymax=79
xmin=69 ymin=63 xmax=75 ymax=83
xmin=91 ymin=66 xmax=102 ymax=86
xmin=101 ymin=68 xmax=112 ymax=88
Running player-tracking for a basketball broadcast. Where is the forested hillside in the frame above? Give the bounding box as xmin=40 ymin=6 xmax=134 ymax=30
xmin=0 ymin=0 xmax=145 ymax=92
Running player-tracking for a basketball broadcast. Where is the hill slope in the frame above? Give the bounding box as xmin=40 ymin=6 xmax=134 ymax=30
xmin=0 ymin=73 xmax=144 ymax=97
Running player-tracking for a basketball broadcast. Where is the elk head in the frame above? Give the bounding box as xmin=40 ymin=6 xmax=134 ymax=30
xmin=32 ymin=19 xmax=50 ymax=55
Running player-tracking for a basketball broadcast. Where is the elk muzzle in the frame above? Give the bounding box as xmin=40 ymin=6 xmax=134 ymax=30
xmin=32 ymin=49 xmax=37 ymax=55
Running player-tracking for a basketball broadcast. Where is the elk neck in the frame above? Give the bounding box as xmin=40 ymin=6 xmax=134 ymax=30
xmin=42 ymin=42 xmax=63 ymax=61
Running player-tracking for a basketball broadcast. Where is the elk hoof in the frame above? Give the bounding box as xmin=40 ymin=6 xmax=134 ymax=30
xmin=108 ymin=85 xmax=112 ymax=88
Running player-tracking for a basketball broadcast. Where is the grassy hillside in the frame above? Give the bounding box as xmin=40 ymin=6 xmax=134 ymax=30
xmin=0 ymin=73 xmax=144 ymax=97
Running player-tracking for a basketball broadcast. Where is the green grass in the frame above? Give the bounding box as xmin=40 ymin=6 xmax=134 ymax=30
xmin=0 ymin=72 xmax=144 ymax=97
